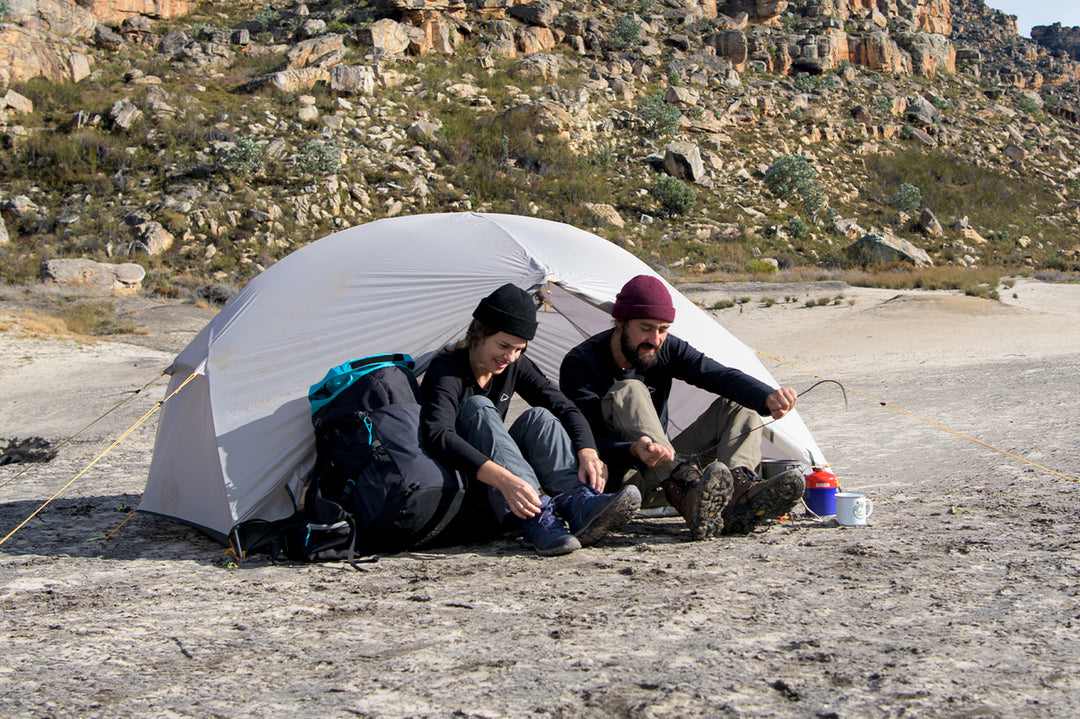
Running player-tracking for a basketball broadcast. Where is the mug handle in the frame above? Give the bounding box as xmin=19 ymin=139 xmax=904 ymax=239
xmin=864 ymin=498 xmax=874 ymax=518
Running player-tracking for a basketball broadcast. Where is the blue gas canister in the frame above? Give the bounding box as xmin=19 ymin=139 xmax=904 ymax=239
xmin=804 ymin=468 xmax=838 ymax=517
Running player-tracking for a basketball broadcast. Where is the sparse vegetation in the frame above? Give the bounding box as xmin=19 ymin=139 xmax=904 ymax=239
xmin=651 ymin=176 xmax=696 ymax=217
xmin=635 ymin=93 xmax=681 ymax=137
xmin=608 ymin=13 xmax=642 ymax=51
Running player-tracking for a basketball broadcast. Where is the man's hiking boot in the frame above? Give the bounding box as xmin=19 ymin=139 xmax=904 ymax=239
xmin=660 ymin=461 xmax=733 ymax=540
xmin=721 ymin=466 xmax=805 ymax=535
xmin=522 ymin=500 xmax=581 ymax=556
xmin=554 ymin=483 xmax=642 ymax=546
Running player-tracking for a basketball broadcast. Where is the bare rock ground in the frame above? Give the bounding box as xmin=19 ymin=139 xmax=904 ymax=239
xmin=1 ymin=278 xmax=1079 ymax=718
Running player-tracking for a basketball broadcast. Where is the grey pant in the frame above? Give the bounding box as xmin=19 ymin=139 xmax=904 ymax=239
xmin=456 ymin=395 xmax=581 ymax=523
xmin=601 ymin=379 xmax=763 ymax=497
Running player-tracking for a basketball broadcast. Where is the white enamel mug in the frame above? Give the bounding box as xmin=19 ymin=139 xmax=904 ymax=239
xmin=835 ymin=492 xmax=874 ymax=526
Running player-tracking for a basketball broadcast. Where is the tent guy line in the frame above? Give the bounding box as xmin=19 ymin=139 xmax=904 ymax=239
xmin=0 ymin=371 xmax=168 ymax=492
xmin=755 ymin=350 xmax=1078 ymax=484
xmin=0 ymin=369 xmax=199 ymax=549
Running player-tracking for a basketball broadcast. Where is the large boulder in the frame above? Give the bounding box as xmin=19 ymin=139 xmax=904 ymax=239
xmin=39 ymin=259 xmax=146 ymax=295
xmin=846 ymin=232 xmax=932 ymax=267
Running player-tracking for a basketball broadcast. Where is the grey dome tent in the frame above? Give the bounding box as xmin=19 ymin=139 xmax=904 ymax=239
xmin=141 ymin=212 xmax=826 ymax=543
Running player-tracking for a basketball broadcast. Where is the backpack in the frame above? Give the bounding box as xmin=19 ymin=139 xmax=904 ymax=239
xmin=237 ymin=354 xmax=467 ymax=563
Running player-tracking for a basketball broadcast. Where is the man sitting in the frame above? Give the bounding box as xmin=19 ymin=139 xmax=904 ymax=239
xmin=559 ymin=275 xmax=805 ymax=540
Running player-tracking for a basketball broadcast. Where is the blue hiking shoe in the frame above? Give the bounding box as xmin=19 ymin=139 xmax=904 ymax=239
xmin=554 ymin=483 xmax=642 ymax=547
xmin=522 ymin=501 xmax=581 ymax=556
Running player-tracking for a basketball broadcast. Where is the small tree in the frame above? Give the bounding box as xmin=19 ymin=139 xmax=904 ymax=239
xmin=636 ymin=93 xmax=681 ymax=138
xmin=608 ymin=13 xmax=641 ymax=51
xmin=892 ymin=182 xmax=922 ymax=214
xmin=297 ymin=140 xmax=341 ymax=176
xmin=652 ymin=175 xmax=696 ymax=217
xmin=764 ymin=155 xmax=826 ymax=221
xmin=220 ymin=135 xmax=265 ymax=176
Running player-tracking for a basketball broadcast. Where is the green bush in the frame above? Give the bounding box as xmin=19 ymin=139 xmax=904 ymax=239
xmin=220 ymin=135 xmax=265 ymax=176
xmin=651 ymin=175 xmax=696 ymax=216
xmin=608 ymin=13 xmax=641 ymax=51
xmin=746 ymin=259 xmax=778 ymax=275
xmin=892 ymin=182 xmax=922 ymax=214
xmin=764 ymin=155 xmax=826 ymax=220
xmin=0 ymin=0 xmax=10 ymax=19
xmin=788 ymin=216 xmax=810 ymax=239
xmin=636 ymin=93 xmax=681 ymax=137
xmin=297 ymin=140 xmax=341 ymax=176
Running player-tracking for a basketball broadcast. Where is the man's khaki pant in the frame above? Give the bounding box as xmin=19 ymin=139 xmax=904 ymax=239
xmin=601 ymin=379 xmax=763 ymax=505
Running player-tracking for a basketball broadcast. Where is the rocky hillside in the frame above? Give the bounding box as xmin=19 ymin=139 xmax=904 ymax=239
xmin=1 ymin=0 xmax=1079 ymax=293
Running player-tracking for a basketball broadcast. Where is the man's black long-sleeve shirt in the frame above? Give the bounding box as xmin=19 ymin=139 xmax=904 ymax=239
xmin=558 ymin=329 xmax=774 ymax=477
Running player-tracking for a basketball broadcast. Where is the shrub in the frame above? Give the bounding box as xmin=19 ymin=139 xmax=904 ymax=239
xmin=297 ymin=140 xmax=341 ymax=176
xmin=636 ymin=93 xmax=681 ymax=137
xmin=220 ymin=135 xmax=264 ymax=176
xmin=652 ymin=175 xmax=696 ymax=216
xmin=789 ymin=216 xmax=810 ymax=239
xmin=746 ymin=259 xmax=778 ymax=275
xmin=892 ymin=182 xmax=922 ymax=214
xmin=0 ymin=0 xmax=10 ymax=19
xmin=608 ymin=13 xmax=642 ymax=51
xmin=764 ymin=155 xmax=826 ymax=220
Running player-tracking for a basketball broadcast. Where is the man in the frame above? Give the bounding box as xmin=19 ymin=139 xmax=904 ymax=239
xmin=559 ymin=274 xmax=805 ymax=540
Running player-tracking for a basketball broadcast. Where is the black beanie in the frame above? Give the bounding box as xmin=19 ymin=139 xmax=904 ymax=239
xmin=472 ymin=283 xmax=538 ymax=340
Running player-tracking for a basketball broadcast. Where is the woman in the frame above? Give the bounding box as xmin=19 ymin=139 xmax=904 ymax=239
xmin=420 ymin=283 xmax=641 ymax=555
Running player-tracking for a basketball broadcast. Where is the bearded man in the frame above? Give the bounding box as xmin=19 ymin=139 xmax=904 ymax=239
xmin=559 ymin=275 xmax=805 ymax=540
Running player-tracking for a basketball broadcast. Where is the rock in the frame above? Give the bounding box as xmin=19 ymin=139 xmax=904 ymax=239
xmin=705 ymin=30 xmax=748 ymax=66
xmin=1 ymin=196 xmax=39 ymax=223
xmin=904 ymin=95 xmax=941 ymax=125
xmin=2 ymin=90 xmax=34 ymax=114
xmin=517 ymin=53 xmax=560 ymax=81
xmin=239 ymin=66 xmax=330 ymax=94
xmin=664 ymin=86 xmax=701 ymax=107
xmin=330 ymin=65 xmax=378 ymax=95
xmin=39 ymin=258 xmax=146 ymax=295
xmin=407 ymin=119 xmax=443 ymax=141
xmin=917 ymin=208 xmax=943 ymax=236
xmin=109 ymin=98 xmax=143 ymax=130
xmin=663 ymin=141 xmax=707 ymax=184
xmin=846 ymin=231 xmax=932 ymax=267
xmin=1003 ymin=142 xmax=1025 ymax=161
xmin=196 ymin=283 xmax=235 ymax=305
xmin=833 ymin=217 xmax=865 ymax=239
xmin=285 ymin=34 xmax=345 ymax=69
xmin=157 ymin=30 xmax=189 ymax=57
xmin=358 ymin=19 xmax=412 ymax=56
xmin=0 ymin=216 xmax=8 ymax=245
xmin=582 ymin=202 xmax=625 ymax=229
xmin=94 ymin=24 xmax=124 ymax=51
xmin=508 ymin=0 xmax=560 ymax=28
xmin=133 ymin=221 xmax=175 ymax=255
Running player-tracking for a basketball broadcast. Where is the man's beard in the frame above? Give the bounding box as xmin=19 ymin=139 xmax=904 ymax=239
xmin=619 ymin=326 xmax=659 ymax=372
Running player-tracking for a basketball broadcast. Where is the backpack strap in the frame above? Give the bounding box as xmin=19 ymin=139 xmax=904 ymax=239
xmin=308 ymin=353 xmax=415 ymax=416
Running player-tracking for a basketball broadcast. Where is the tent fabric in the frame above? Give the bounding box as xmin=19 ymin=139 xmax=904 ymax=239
xmin=142 ymin=212 xmax=826 ymax=541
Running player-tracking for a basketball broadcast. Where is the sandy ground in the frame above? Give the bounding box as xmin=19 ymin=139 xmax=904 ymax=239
xmin=1 ymin=277 xmax=1079 ymax=718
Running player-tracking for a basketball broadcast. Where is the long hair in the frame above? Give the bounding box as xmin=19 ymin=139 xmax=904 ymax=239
xmin=444 ymin=319 xmax=528 ymax=353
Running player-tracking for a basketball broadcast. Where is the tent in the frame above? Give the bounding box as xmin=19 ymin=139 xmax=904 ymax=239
xmin=141 ymin=212 xmax=826 ymax=543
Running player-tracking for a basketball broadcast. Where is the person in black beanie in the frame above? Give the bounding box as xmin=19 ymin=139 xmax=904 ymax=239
xmin=420 ymin=283 xmax=641 ymax=556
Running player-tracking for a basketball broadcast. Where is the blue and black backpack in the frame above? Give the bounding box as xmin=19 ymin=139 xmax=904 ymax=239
xmin=254 ymin=354 xmax=468 ymax=562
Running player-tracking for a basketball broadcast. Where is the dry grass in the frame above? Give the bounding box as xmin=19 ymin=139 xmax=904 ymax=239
xmin=0 ymin=310 xmax=91 ymax=342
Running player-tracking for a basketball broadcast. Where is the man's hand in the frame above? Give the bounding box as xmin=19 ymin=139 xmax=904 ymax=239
xmin=577 ymin=448 xmax=608 ymax=492
xmin=629 ymin=436 xmax=675 ymax=468
xmin=765 ymin=387 xmax=798 ymax=419
xmin=477 ymin=461 xmax=542 ymax=519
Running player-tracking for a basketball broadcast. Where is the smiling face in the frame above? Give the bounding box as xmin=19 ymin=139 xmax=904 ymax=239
xmin=615 ymin=318 xmax=670 ymax=371
xmin=470 ymin=331 xmax=527 ymax=383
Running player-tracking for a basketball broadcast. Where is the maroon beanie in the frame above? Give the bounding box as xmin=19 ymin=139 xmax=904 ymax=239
xmin=612 ymin=275 xmax=675 ymax=322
